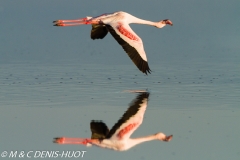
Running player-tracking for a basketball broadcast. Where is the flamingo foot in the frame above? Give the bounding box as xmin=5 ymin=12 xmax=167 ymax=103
xmin=53 ymin=137 xmax=65 ymax=144
xmin=53 ymin=20 xmax=63 ymax=24
xmin=53 ymin=23 xmax=64 ymax=27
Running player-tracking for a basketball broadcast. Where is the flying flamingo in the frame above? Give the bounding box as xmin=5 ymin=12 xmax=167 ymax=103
xmin=54 ymin=92 xmax=173 ymax=151
xmin=53 ymin=11 xmax=173 ymax=74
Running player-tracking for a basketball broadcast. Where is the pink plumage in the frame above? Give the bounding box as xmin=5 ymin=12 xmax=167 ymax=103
xmin=54 ymin=92 xmax=173 ymax=151
xmin=53 ymin=11 xmax=173 ymax=74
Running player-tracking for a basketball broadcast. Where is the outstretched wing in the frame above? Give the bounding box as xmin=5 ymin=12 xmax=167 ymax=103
xmin=91 ymin=24 xmax=108 ymax=39
xmin=107 ymin=92 xmax=150 ymax=140
xmin=106 ymin=23 xmax=151 ymax=74
xmin=90 ymin=120 xmax=109 ymax=139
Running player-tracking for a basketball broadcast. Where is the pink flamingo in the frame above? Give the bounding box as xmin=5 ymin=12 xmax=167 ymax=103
xmin=53 ymin=11 xmax=173 ymax=74
xmin=54 ymin=92 xmax=173 ymax=151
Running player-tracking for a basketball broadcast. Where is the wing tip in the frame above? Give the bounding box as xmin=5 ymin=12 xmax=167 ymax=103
xmin=141 ymin=61 xmax=151 ymax=75
xmin=143 ymin=68 xmax=152 ymax=75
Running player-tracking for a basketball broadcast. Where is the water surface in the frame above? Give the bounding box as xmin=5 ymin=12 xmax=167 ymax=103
xmin=0 ymin=61 xmax=239 ymax=160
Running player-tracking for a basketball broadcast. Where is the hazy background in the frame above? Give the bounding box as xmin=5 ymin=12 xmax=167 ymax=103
xmin=0 ymin=1 xmax=239 ymax=160
xmin=1 ymin=0 xmax=239 ymax=65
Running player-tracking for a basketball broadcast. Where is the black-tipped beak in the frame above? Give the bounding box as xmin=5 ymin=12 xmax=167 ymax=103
xmin=163 ymin=19 xmax=173 ymax=26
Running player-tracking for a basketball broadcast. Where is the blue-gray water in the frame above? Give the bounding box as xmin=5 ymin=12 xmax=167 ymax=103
xmin=1 ymin=1 xmax=240 ymax=160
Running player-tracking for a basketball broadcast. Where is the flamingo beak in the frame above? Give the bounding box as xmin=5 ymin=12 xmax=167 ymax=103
xmin=167 ymin=20 xmax=173 ymax=26
xmin=163 ymin=19 xmax=173 ymax=26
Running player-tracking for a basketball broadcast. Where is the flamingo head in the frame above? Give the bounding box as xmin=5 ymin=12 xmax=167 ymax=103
xmin=156 ymin=19 xmax=173 ymax=28
xmin=155 ymin=132 xmax=173 ymax=142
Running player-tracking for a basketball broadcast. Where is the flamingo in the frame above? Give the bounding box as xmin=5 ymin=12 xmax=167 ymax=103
xmin=54 ymin=92 xmax=173 ymax=151
xmin=53 ymin=11 xmax=173 ymax=74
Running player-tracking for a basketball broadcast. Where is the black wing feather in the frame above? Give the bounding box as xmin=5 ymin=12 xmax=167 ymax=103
xmin=106 ymin=92 xmax=150 ymax=138
xmin=106 ymin=25 xmax=151 ymax=75
xmin=91 ymin=24 xmax=108 ymax=40
xmin=90 ymin=120 xmax=109 ymax=139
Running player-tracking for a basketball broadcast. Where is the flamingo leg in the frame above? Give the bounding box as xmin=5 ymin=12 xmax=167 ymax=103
xmin=53 ymin=18 xmax=87 ymax=24
xmin=53 ymin=17 xmax=100 ymax=27
xmin=53 ymin=137 xmax=92 ymax=145
xmin=54 ymin=22 xmax=86 ymax=27
xmin=53 ymin=17 xmax=88 ymax=27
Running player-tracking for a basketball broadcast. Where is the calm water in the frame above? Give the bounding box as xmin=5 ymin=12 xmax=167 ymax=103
xmin=1 ymin=1 xmax=240 ymax=159
xmin=0 ymin=61 xmax=239 ymax=160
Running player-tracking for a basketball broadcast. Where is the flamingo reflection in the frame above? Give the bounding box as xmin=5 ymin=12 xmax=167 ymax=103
xmin=54 ymin=92 xmax=172 ymax=151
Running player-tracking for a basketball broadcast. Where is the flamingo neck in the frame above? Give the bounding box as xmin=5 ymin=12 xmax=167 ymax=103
xmin=134 ymin=134 xmax=158 ymax=143
xmin=126 ymin=134 xmax=157 ymax=149
xmin=131 ymin=17 xmax=157 ymax=27
xmin=130 ymin=17 xmax=166 ymax=28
